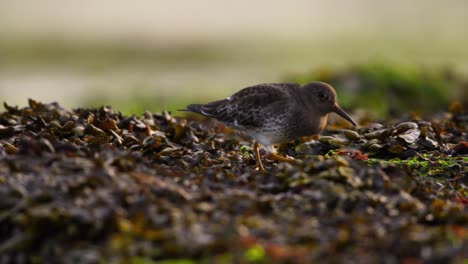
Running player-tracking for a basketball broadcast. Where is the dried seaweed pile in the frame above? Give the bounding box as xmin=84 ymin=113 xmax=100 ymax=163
xmin=0 ymin=100 xmax=466 ymax=263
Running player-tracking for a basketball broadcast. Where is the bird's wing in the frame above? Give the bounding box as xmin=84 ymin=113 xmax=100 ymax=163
xmin=204 ymin=83 xmax=299 ymax=128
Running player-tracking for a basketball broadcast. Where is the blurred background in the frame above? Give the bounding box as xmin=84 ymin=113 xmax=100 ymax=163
xmin=1 ymin=0 xmax=467 ymax=116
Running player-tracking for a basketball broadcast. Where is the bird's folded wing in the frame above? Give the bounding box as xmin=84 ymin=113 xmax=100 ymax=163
xmin=207 ymin=84 xmax=297 ymax=128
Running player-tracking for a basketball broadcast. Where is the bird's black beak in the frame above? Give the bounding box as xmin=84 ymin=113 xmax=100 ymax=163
xmin=332 ymin=104 xmax=357 ymax=127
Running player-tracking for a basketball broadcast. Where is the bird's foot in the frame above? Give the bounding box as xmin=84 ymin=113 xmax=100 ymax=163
xmin=268 ymin=152 xmax=295 ymax=162
xmin=254 ymin=163 xmax=266 ymax=174
xmin=267 ymin=152 xmax=302 ymax=165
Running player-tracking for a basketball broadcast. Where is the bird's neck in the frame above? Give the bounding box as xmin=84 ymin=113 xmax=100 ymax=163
xmin=317 ymin=115 xmax=328 ymax=133
xmin=300 ymin=114 xmax=328 ymax=137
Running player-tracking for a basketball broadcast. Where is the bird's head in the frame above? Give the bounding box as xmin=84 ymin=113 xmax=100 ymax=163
xmin=301 ymin=82 xmax=357 ymax=127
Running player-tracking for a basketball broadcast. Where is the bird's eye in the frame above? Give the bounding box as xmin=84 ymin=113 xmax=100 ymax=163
xmin=318 ymin=91 xmax=326 ymax=100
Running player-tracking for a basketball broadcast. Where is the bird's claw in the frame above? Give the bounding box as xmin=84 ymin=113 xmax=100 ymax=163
xmin=268 ymin=152 xmax=298 ymax=163
xmin=254 ymin=165 xmax=266 ymax=174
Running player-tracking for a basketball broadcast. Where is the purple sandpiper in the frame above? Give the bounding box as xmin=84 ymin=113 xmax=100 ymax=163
xmin=184 ymin=81 xmax=357 ymax=172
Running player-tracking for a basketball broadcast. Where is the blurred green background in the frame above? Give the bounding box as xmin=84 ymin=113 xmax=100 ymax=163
xmin=1 ymin=0 xmax=467 ymax=116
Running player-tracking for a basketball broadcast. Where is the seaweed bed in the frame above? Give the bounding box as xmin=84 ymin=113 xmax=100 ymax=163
xmin=0 ymin=100 xmax=466 ymax=263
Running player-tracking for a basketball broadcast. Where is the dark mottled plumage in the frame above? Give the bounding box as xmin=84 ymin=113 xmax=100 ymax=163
xmin=185 ymin=81 xmax=357 ymax=171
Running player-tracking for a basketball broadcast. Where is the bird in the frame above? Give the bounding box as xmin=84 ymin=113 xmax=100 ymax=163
xmin=183 ymin=81 xmax=357 ymax=172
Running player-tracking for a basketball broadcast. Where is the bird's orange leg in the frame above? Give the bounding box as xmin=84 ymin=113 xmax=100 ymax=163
xmin=253 ymin=143 xmax=266 ymax=173
xmin=267 ymin=152 xmax=296 ymax=163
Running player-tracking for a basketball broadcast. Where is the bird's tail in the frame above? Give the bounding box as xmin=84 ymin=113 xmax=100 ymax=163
xmin=180 ymin=99 xmax=226 ymax=117
xmin=179 ymin=104 xmax=203 ymax=114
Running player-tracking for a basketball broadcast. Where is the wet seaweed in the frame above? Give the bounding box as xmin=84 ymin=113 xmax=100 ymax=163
xmin=0 ymin=99 xmax=466 ymax=263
